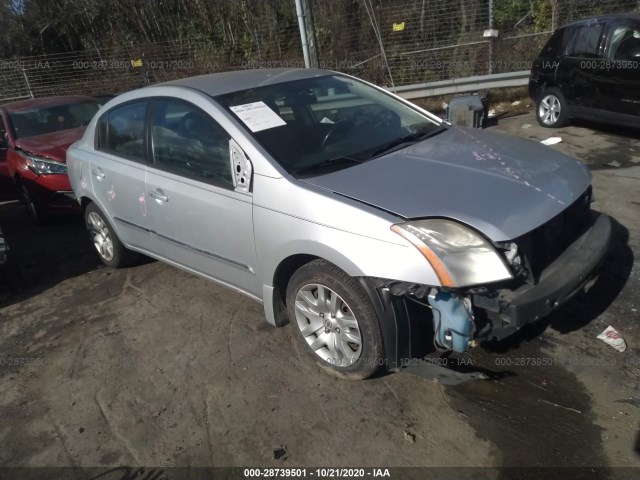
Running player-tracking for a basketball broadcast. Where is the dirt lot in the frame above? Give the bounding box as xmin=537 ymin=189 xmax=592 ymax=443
xmin=0 ymin=110 xmax=639 ymax=478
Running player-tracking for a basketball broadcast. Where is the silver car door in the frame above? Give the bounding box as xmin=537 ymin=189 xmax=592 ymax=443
xmin=145 ymin=98 xmax=258 ymax=295
xmin=91 ymin=100 xmax=155 ymax=252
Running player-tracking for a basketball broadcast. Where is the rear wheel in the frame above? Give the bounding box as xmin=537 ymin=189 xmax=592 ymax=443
xmin=536 ymin=87 xmax=569 ymax=128
xmin=286 ymin=259 xmax=384 ymax=380
xmin=85 ymin=202 xmax=137 ymax=268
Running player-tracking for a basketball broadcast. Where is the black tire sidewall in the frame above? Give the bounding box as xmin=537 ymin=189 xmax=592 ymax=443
xmin=18 ymin=180 xmax=47 ymax=224
xmin=536 ymin=87 xmax=568 ymax=128
xmin=286 ymin=259 xmax=384 ymax=380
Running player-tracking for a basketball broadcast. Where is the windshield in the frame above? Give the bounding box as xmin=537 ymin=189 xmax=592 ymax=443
xmin=8 ymin=100 xmax=100 ymax=139
xmin=215 ymin=75 xmax=442 ymax=175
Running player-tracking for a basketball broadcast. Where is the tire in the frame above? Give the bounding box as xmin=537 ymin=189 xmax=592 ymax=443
xmin=286 ymin=259 xmax=384 ymax=380
xmin=536 ymin=87 xmax=569 ymax=128
xmin=84 ymin=202 xmax=137 ymax=268
xmin=18 ymin=180 xmax=49 ymax=224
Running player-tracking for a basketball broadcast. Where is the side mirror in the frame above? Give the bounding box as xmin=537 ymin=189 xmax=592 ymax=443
xmin=229 ymin=139 xmax=252 ymax=194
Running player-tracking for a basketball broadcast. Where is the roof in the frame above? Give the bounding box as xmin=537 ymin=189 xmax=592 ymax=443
xmin=156 ymin=68 xmax=334 ymax=97
xmin=565 ymin=11 xmax=640 ymax=27
xmin=0 ymin=95 xmax=95 ymax=112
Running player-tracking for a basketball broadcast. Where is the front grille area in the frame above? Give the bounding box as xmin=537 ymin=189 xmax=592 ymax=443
xmin=516 ymin=186 xmax=592 ymax=283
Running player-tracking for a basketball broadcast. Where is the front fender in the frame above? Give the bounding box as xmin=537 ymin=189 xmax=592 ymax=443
xmin=256 ymin=212 xmax=442 ymax=293
xmin=254 ymin=200 xmax=441 ymax=336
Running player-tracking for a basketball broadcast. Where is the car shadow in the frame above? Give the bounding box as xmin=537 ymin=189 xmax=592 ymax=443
xmin=0 ymin=202 xmax=97 ymax=308
xmin=571 ymin=117 xmax=640 ymax=139
xmin=482 ymin=216 xmax=633 ymax=353
xmin=0 ymin=202 xmax=152 ymax=309
xmin=484 ymin=108 xmax=531 ymax=127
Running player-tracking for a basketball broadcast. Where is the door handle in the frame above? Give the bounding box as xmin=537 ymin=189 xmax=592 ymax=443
xmin=149 ymin=189 xmax=169 ymax=203
xmin=92 ymin=168 xmax=105 ymax=180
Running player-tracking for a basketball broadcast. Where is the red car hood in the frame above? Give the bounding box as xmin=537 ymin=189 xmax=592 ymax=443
xmin=14 ymin=127 xmax=85 ymax=163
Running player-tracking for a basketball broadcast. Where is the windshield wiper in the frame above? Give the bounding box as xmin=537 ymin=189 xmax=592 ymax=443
xmin=367 ymin=125 xmax=447 ymax=159
xmin=293 ymin=156 xmax=366 ymax=175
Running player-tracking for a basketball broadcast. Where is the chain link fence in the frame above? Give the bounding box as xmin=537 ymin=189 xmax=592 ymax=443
xmin=0 ymin=0 xmax=638 ymax=103
xmin=312 ymin=0 xmax=640 ymax=86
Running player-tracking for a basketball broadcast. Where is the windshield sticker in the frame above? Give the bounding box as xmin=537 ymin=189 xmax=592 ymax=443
xmin=230 ymin=101 xmax=286 ymax=132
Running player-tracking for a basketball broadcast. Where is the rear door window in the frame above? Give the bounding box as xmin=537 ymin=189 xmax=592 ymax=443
xmin=96 ymin=101 xmax=148 ymax=162
xmin=541 ymin=28 xmax=567 ymax=57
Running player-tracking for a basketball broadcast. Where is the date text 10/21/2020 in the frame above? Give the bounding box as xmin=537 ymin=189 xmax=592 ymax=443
xmin=243 ymin=468 xmax=391 ymax=478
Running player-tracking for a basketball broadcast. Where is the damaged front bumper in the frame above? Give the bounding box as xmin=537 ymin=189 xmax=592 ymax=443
xmin=364 ymin=211 xmax=612 ymax=367
xmin=474 ymin=211 xmax=612 ymax=341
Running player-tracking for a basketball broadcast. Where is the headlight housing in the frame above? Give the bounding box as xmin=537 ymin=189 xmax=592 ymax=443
xmin=18 ymin=151 xmax=67 ymax=175
xmin=391 ymin=219 xmax=513 ymax=287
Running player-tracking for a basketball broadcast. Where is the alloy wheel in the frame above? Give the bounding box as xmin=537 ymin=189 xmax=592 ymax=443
xmin=294 ymin=283 xmax=362 ymax=367
xmin=539 ymin=94 xmax=561 ymax=126
xmin=87 ymin=211 xmax=114 ymax=262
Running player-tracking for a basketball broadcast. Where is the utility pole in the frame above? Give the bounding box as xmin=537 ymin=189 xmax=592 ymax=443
xmin=551 ymin=0 xmax=559 ymax=30
xmin=488 ymin=0 xmax=494 ymax=74
xmin=302 ymin=0 xmax=319 ymax=67
xmin=295 ymin=0 xmax=319 ymax=68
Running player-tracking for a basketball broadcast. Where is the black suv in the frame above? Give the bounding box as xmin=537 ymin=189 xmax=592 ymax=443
xmin=529 ymin=13 xmax=640 ymax=128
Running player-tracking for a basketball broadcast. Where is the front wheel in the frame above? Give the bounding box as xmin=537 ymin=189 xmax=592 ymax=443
xmin=84 ymin=202 xmax=137 ymax=268
xmin=536 ymin=87 xmax=569 ymax=128
xmin=18 ymin=180 xmax=48 ymax=224
xmin=286 ymin=259 xmax=384 ymax=380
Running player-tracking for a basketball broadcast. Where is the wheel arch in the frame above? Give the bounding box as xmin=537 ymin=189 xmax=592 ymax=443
xmin=76 ymin=194 xmax=127 ymax=246
xmin=265 ymin=249 xmax=363 ymax=327
xmin=79 ymin=195 xmax=93 ymax=215
xmin=269 ymin=253 xmax=319 ymax=327
xmin=534 ymin=81 xmax=555 ymax=103
xmin=265 ymin=252 xmax=413 ymax=372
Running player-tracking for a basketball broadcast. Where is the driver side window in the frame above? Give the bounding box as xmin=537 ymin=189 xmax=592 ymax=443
xmin=609 ymin=24 xmax=640 ymax=60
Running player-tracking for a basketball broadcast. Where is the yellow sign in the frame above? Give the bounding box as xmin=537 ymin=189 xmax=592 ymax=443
xmin=130 ymin=59 xmax=143 ymax=68
xmin=392 ymin=22 xmax=405 ymax=32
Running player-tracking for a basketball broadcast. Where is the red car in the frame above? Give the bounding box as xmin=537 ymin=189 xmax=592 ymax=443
xmin=0 ymin=96 xmax=100 ymax=222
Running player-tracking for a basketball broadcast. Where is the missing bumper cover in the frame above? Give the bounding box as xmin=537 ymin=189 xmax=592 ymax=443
xmin=381 ymin=211 xmax=612 ymax=348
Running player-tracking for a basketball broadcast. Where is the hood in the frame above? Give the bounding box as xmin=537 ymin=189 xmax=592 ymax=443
xmin=14 ymin=127 xmax=85 ymax=163
xmin=302 ymin=127 xmax=591 ymax=242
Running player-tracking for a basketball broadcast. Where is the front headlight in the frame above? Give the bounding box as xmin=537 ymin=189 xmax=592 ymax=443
xmin=391 ymin=219 xmax=513 ymax=287
xmin=18 ymin=151 xmax=67 ymax=175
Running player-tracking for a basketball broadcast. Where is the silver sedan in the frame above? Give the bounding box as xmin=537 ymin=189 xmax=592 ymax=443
xmin=68 ymin=69 xmax=611 ymax=379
